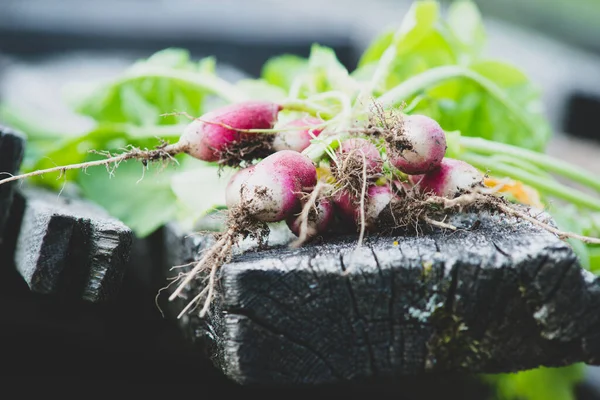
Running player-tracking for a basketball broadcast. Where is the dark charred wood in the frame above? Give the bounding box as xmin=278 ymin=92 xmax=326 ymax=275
xmin=12 ymin=186 xmax=133 ymax=302
xmin=0 ymin=125 xmax=25 ymax=239
xmin=161 ymin=212 xmax=600 ymax=385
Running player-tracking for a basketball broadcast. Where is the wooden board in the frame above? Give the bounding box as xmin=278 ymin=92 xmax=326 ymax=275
xmin=0 ymin=125 xmax=25 ymax=238
xmin=12 ymin=186 xmax=133 ymax=302
xmin=161 ymin=211 xmax=600 ymax=385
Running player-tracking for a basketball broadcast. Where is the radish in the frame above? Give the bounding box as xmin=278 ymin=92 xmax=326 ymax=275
xmin=225 ymin=166 xmax=255 ymax=210
xmin=334 ymin=184 xmax=395 ymax=229
xmin=230 ymin=150 xmax=317 ymax=222
xmin=177 ymin=100 xmax=282 ymax=163
xmin=332 ymin=137 xmax=384 ymax=200
xmin=287 ymin=197 xmax=334 ymax=237
xmin=386 ymin=114 xmax=447 ymax=175
xmin=0 ymin=100 xmax=286 ymax=188
xmin=333 ymin=189 xmax=358 ymax=223
xmin=409 ymin=157 xmax=484 ymax=198
xmin=273 ymin=116 xmax=324 ymax=153
xmin=336 ymin=138 xmax=383 ymax=178
xmin=169 ymin=150 xmax=316 ymax=316
xmin=364 ymin=185 xmax=396 ymax=225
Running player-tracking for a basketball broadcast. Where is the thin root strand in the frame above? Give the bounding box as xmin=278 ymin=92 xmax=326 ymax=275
xmin=0 ymin=143 xmax=184 ymax=187
xmin=290 ymin=181 xmax=327 ymax=248
xmin=422 ymin=215 xmax=457 ymax=231
xmin=168 ymin=228 xmax=234 ymax=302
xmin=357 ymin=150 xmax=368 ymax=247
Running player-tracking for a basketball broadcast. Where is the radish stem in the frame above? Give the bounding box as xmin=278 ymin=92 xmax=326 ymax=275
xmin=460 ymin=136 xmax=600 ymax=193
xmin=281 ymin=99 xmax=335 ymax=120
xmin=462 ymin=153 xmax=600 ymax=211
xmin=302 ymin=134 xmax=347 ymax=163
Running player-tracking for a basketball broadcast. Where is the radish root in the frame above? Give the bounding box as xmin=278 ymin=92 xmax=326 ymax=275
xmin=291 ymin=181 xmax=328 ymax=248
xmin=168 ymin=227 xmax=235 ymax=301
xmin=0 ymin=142 xmax=184 ymax=187
xmin=424 ymin=190 xmax=600 ymax=244
xmin=357 ymin=150 xmax=368 ymax=247
xmin=167 ymin=206 xmax=269 ymax=319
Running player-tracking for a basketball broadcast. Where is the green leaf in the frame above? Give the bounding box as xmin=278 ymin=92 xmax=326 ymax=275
xmin=360 ymin=0 xmax=549 ymax=150
xmin=197 ymin=56 xmax=217 ymax=74
xmin=549 ymin=204 xmax=591 ymax=269
xmin=235 ymin=79 xmax=288 ymax=102
xmin=395 ymin=0 xmax=441 ymax=52
xmin=589 ymin=246 xmax=600 ymax=273
xmin=305 ymin=44 xmax=359 ymax=97
xmin=484 ymin=364 xmax=585 ymax=400
xmin=384 ymin=30 xmax=457 ymax=90
xmin=77 ymin=155 xmax=180 ymax=238
xmin=386 ymin=62 xmax=551 ymax=151
xmin=261 ymin=54 xmax=308 ymax=91
xmin=358 ymin=30 xmax=394 ymax=67
xmin=69 ymin=49 xmax=244 ymax=126
xmin=357 ymin=1 xmax=447 ymax=92
xmin=170 ymin=160 xmax=235 ymax=231
xmin=470 ymin=61 xmax=550 ymax=149
xmin=141 ymin=48 xmax=194 ymax=69
xmin=446 ymin=0 xmax=486 ymax=60
xmin=119 ymin=85 xmax=161 ymax=125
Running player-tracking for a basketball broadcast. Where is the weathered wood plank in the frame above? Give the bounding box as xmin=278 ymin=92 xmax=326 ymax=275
xmin=13 ymin=186 xmax=133 ymax=302
xmin=0 ymin=125 xmax=25 ymax=238
xmin=162 ymin=212 xmax=600 ymax=385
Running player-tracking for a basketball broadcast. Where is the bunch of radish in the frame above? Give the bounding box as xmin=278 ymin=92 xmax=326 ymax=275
xmin=158 ymin=98 xmax=495 ymax=316
xmin=3 ymin=96 xmax=599 ymax=319
xmin=182 ymin=100 xmax=485 ymax=242
xmin=0 ymin=98 xmax=525 ymax=318
xmin=0 ymin=96 xmax=509 ymax=318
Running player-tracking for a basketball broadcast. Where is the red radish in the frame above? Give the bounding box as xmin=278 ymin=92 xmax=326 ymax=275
xmin=387 ymin=114 xmax=447 ymax=175
xmin=178 ymin=100 xmax=282 ymax=162
xmin=364 ymin=185 xmax=395 ymax=225
xmin=225 ymin=166 xmax=255 ymax=210
xmin=336 ymin=138 xmax=383 ymax=178
xmin=333 ymin=189 xmax=357 ymax=223
xmin=273 ymin=116 xmax=325 ymax=153
xmin=258 ymin=150 xmax=317 ymax=187
xmin=230 ymin=150 xmax=317 ymax=222
xmin=334 ymin=184 xmax=395 ymax=229
xmin=409 ymin=157 xmax=484 ymax=198
xmin=286 ymin=198 xmax=334 ymax=237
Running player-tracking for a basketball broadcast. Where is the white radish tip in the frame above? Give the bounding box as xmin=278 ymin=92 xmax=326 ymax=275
xmin=273 ymin=116 xmax=325 ymax=153
xmin=410 ymin=158 xmax=483 ymax=198
xmin=389 ymin=114 xmax=447 ymax=175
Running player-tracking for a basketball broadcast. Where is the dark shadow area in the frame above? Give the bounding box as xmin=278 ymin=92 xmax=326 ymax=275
xmin=564 ymin=92 xmax=600 ymax=143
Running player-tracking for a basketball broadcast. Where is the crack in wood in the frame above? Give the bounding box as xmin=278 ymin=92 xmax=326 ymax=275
xmin=226 ymin=307 xmax=343 ymax=380
xmin=340 ymin=253 xmax=378 ymax=376
xmin=542 ymin=254 xmax=579 ymax=305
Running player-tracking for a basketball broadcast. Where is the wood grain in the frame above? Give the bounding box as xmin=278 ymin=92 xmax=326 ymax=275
xmin=161 ymin=212 xmax=600 ymax=385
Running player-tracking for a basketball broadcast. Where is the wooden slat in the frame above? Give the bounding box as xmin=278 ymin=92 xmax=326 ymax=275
xmin=0 ymin=125 xmax=25 ymax=238
xmin=162 ymin=212 xmax=600 ymax=385
xmin=13 ymin=187 xmax=133 ymax=302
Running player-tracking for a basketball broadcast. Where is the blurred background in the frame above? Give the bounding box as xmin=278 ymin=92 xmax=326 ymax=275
xmin=1 ymin=0 xmax=600 ymax=169
xmin=2 ymin=0 xmax=600 ymax=138
xmin=1 ymin=0 xmax=600 ymax=396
